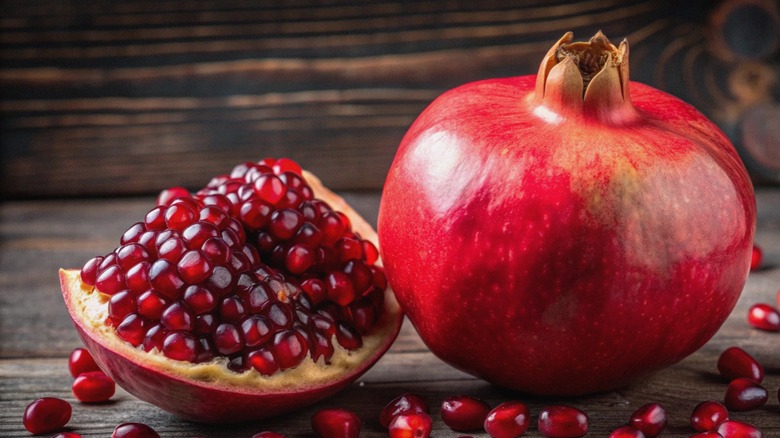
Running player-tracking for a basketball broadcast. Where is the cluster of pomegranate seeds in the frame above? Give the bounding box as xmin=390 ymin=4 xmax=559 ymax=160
xmin=80 ymin=158 xmax=387 ymax=374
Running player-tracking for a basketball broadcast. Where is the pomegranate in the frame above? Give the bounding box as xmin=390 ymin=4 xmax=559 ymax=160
xmin=311 ymin=408 xmax=361 ymax=438
xmin=22 ymin=397 xmax=72 ymax=434
xmin=690 ymin=401 xmax=729 ymax=432
xmin=440 ymin=395 xmax=491 ymax=432
xmin=378 ymin=31 xmax=756 ymax=395
xmin=537 ymin=405 xmax=589 ymax=438
xmin=380 ymin=393 xmax=429 ymax=428
xmin=717 ymin=347 xmax=764 ymax=383
xmin=60 ymin=158 xmax=403 ymax=422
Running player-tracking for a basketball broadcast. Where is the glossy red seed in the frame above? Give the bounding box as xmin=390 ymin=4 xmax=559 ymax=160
xmin=538 ymin=406 xmax=588 ymax=438
xmin=177 ymin=249 xmax=214 ymax=284
xmin=690 ymin=432 xmax=723 ymax=438
xmin=269 ymin=208 xmax=304 ymax=240
xmin=242 ymin=315 xmax=273 ymax=348
xmin=273 ymin=329 xmax=308 ymax=369
xmin=182 ymin=221 xmax=219 ymax=249
xmin=389 ymin=412 xmax=433 ymax=438
xmin=80 ymin=256 xmax=104 ymax=285
xmin=747 ymin=303 xmax=780 ymax=331
xmin=724 ymin=377 xmax=768 ymax=411
xmin=109 ymin=291 xmax=137 ymax=324
xmin=441 ymin=395 xmax=492 ymax=432
xmin=149 ymin=259 xmax=185 ymax=300
xmin=23 ymin=397 xmax=72 ymax=434
xmin=214 ymin=323 xmax=244 ymax=355
xmin=717 ymin=346 xmax=764 ymax=383
xmin=247 ymin=348 xmax=279 ymax=375
xmin=220 ymin=295 xmax=246 ymax=322
xmin=72 ymin=370 xmax=115 ymax=402
xmin=483 ymin=401 xmax=530 ymax=438
xmin=117 ymin=243 xmax=150 ymax=271
xmin=96 ymin=264 xmax=126 ymax=295
xmin=205 ymin=266 xmax=235 ymax=297
xmin=252 ymin=432 xmax=286 ymax=438
xmin=136 ymin=290 xmax=168 ymax=319
xmin=326 ymin=272 xmax=356 ymax=306
xmin=380 ymin=393 xmax=430 ymax=428
xmin=116 ymin=314 xmax=146 ymax=346
xmin=183 ymin=285 xmax=216 ymax=315
xmin=254 ymin=174 xmax=287 ymax=205
xmin=157 ymin=186 xmax=190 ymax=206
xmin=201 ymin=237 xmax=231 ymax=264
xmin=145 ymin=206 xmax=167 ymax=230
xmin=69 ymin=347 xmax=100 ymax=377
xmin=319 ymin=211 xmax=346 ymax=246
xmin=362 ymin=240 xmax=379 ymax=265
xmin=286 ymin=244 xmax=316 ymax=274
xmin=335 ymin=322 xmax=363 ymax=350
xmin=311 ymin=408 xmax=361 ymax=438
xmin=310 ymin=331 xmax=335 ymax=363
xmin=628 ymin=403 xmax=666 ymax=437
xmin=609 ymin=426 xmax=646 ymax=438
xmin=164 ymin=202 xmax=197 ymax=231
xmin=157 ymin=236 xmax=188 ymax=263
xmin=53 ymin=433 xmax=83 ymax=438
xmin=716 ymin=420 xmax=762 ymax=438
xmin=162 ymin=331 xmax=198 ymax=361
xmin=112 ymin=422 xmax=161 ymax=438
xmin=343 ymin=259 xmax=374 ymax=296
xmin=272 ymin=157 xmax=303 ymax=175
xmin=120 ymin=222 xmax=146 ymax=245
xmin=142 ymin=324 xmax=168 ymax=352
xmin=750 ymin=245 xmax=762 ymax=270
xmin=240 ymin=198 xmax=274 ymax=229
xmin=125 ymin=261 xmax=151 ymax=294
xmin=161 ymin=302 xmax=194 ymax=331
xmin=691 ymin=400 xmax=729 ymax=432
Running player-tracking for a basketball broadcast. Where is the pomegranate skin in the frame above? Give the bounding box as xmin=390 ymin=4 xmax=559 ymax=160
xmin=378 ymin=32 xmax=756 ymax=396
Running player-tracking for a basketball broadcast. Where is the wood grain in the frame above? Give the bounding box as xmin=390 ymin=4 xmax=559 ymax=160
xmin=1 ymin=190 xmax=779 ymax=436
xmin=3 ymin=0 xmax=776 ymax=198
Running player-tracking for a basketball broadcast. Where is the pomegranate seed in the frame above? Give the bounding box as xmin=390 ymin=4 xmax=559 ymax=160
xmin=145 ymin=205 xmax=167 ymax=230
xmin=362 ymin=240 xmax=379 ymax=264
xmin=117 ymin=243 xmax=150 ymax=270
xmin=269 ymin=208 xmax=304 ymax=240
xmin=717 ymin=346 xmax=764 ymax=383
xmin=96 ymin=264 xmax=126 ymax=295
xmin=161 ymin=302 xmax=194 ymax=331
xmin=201 ymin=193 xmax=233 ymax=215
xmin=242 ymin=315 xmax=273 ymax=347
xmin=240 ymin=198 xmax=273 ymax=229
xmin=121 ymin=222 xmax=146 ymax=244
xmin=68 ymin=347 xmax=100 ymax=377
xmin=389 ymin=412 xmax=433 ymax=438
xmin=199 ymin=205 xmax=230 ymax=230
xmin=143 ymin=324 xmax=168 ymax=352
xmin=23 ymin=397 xmax=72 ymax=434
xmin=109 ymin=291 xmax=137 ymax=324
xmin=273 ymin=329 xmax=308 ymax=369
xmin=750 ymin=245 xmax=762 ymax=270
xmin=125 ymin=261 xmax=151 ymax=294
xmin=72 ymin=370 xmax=115 ymax=402
xmin=201 ymin=237 xmax=231 ymax=264
xmin=690 ymin=433 xmax=724 ymax=438
xmin=164 ymin=202 xmax=197 ymax=231
xmin=335 ymin=237 xmax=363 ymax=263
xmin=441 ymin=395 xmax=491 ymax=432
xmin=162 ymin=331 xmax=198 ymax=361
xmin=691 ymin=400 xmax=729 ymax=432
xmin=609 ymin=426 xmax=646 ymax=438
xmin=194 ymin=314 xmax=216 ymax=335
xmin=177 ymin=249 xmax=214 ymax=284
xmin=149 ymin=259 xmax=185 ymax=300
xmin=252 ymin=432 xmax=286 ymax=438
xmin=311 ymin=408 xmax=361 ymax=438
xmin=204 ymin=266 xmax=235 ymax=296
xmin=483 ymin=401 xmax=530 ymax=438
xmin=182 ymin=221 xmax=219 ymax=249
xmin=157 ymin=235 xmax=188 ymax=263
xmin=254 ymin=174 xmax=287 ymax=205
xmin=537 ymin=406 xmax=588 ymax=438
xmin=301 ymin=278 xmax=327 ymax=305
xmin=247 ymin=348 xmax=279 ymax=375
xmin=116 ymin=314 xmax=146 ymax=346
xmin=53 ymin=433 xmax=83 ymax=438
xmin=747 ymin=303 xmax=780 ymax=331
xmin=335 ymin=322 xmax=363 ymax=350
xmin=628 ymin=403 xmax=666 ymax=437
xmin=380 ymin=393 xmax=430 ymax=428
xmin=326 ymin=272 xmax=356 ymax=306
xmin=310 ymin=331 xmax=335 ymax=362
xmin=286 ymin=244 xmax=316 ymax=274
xmin=716 ymin=420 xmax=762 ymax=438
xmin=343 ymin=260 xmax=374 ymax=296
xmin=80 ymin=256 xmax=103 ymax=286
xmin=724 ymin=377 xmax=768 ymax=411
xmin=183 ymin=285 xmax=217 ymax=314
xmin=112 ymin=422 xmax=161 ymax=438
xmin=214 ymin=323 xmax=244 ymax=355
xmin=157 ymin=186 xmax=190 ymax=206
xmin=319 ymin=211 xmax=346 ymax=246
xmin=273 ymin=157 xmax=303 ymax=175
xmin=136 ymin=290 xmax=168 ymax=319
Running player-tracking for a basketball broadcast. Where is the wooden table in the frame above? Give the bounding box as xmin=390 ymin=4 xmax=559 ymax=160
xmin=1 ymin=189 xmax=779 ymax=437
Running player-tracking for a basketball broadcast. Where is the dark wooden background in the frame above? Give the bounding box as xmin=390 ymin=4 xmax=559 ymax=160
xmin=1 ymin=0 xmax=779 ymax=199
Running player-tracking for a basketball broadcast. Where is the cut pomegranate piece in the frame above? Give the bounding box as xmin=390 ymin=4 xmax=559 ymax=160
xmin=717 ymin=346 xmax=764 ymax=383
xmin=537 ymin=406 xmax=588 ymax=438
xmin=72 ymin=370 xmax=116 ymax=402
xmin=380 ymin=393 xmax=429 ymax=428
xmin=440 ymin=395 xmax=492 ymax=432
xmin=112 ymin=422 xmax=161 ymax=438
xmin=628 ymin=403 xmax=666 ymax=437
xmin=60 ymin=158 xmax=403 ymax=423
xmin=723 ymin=377 xmax=768 ymax=411
xmin=23 ymin=397 xmax=72 ymax=434
xmin=311 ymin=408 xmax=361 ymax=438
xmin=69 ymin=347 xmax=101 ymax=377
xmin=716 ymin=420 xmax=762 ymax=438
xmin=690 ymin=400 xmax=729 ymax=432
xmin=389 ymin=412 xmax=433 ymax=438
xmin=609 ymin=426 xmax=646 ymax=438
xmin=747 ymin=303 xmax=780 ymax=331
xmin=483 ymin=401 xmax=529 ymax=438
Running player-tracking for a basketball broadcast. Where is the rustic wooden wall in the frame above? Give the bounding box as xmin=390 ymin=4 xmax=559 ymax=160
xmin=1 ymin=0 xmax=778 ymax=199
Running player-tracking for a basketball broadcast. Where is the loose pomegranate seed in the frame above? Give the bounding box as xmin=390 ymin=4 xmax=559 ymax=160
xmin=609 ymin=426 xmax=646 ymax=438
xmin=538 ymin=406 xmax=588 ymax=438
xmin=68 ymin=347 xmax=100 ymax=377
xmin=23 ymin=397 xmax=72 ymax=434
xmin=162 ymin=331 xmax=198 ymax=361
xmin=80 ymin=256 xmax=103 ymax=286
xmin=441 ymin=395 xmax=492 ymax=432
xmin=380 ymin=393 xmax=430 ymax=428
xmin=724 ymin=377 xmax=768 ymax=411
xmin=716 ymin=420 xmax=762 ymax=438
xmin=483 ymin=401 xmax=530 ymax=438
xmin=690 ymin=433 xmax=723 ymax=438
xmin=628 ymin=403 xmax=666 ymax=437
xmin=389 ymin=412 xmax=433 ymax=438
xmin=252 ymin=432 xmax=286 ymax=438
xmin=72 ymin=370 xmax=116 ymax=402
xmin=717 ymin=346 xmax=764 ymax=383
xmin=112 ymin=422 xmax=161 ymax=438
xmin=690 ymin=400 xmax=729 ymax=432
xmin=747 ymin=303 xmax=780 ymax=331
xmin=311 ymin=408 xmax=361 ymax=438
xmin=53 ymin=433 xmax=83 ymax=438
xmin=750 ymin=245 xmax=762 ymax=270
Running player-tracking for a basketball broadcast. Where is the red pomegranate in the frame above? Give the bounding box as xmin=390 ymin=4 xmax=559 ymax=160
xmin=61 ymin=159 xmax=403 ymax=422
xmin=378 ymin=31 xmax=755 ymax=395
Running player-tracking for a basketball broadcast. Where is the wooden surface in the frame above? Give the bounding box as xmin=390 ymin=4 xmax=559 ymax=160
xmin=2 ymin=0 xmax=779 ymax=199
xmin=1 ymin=189 xmax=779 ymax=437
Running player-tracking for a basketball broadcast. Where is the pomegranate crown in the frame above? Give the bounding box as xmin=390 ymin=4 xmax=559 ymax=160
xmin=533 ymin=31 xmax=638 ymax=124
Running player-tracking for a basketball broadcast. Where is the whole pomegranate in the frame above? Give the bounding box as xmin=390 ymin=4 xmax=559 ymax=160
xmin=378 ymin=32 xmax=755 ymax=395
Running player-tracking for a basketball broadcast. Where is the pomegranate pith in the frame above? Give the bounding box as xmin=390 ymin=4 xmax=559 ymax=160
xmin=60 ymin=158 xmax=403 ymax=422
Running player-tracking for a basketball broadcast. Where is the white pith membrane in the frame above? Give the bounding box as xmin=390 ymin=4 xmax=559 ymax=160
xmin=61 ymin=170 xmax=401 ymax=391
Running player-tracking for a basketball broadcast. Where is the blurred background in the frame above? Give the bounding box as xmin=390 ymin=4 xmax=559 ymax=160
xmin=1 ymin=0 xmax=778 ymax=200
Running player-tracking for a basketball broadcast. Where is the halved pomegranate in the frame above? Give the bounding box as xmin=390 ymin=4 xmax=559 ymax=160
xmin=60 ymin=159 xmax=403 ymax=423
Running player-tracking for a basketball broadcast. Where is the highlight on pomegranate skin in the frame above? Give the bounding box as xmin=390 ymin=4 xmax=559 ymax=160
xmin=60 ymin=157 xmax=403 ymax=423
